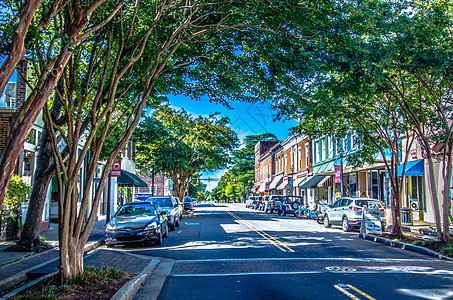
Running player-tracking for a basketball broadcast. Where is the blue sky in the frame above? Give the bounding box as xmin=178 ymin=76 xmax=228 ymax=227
xmin=168 ymin=94 xmax=297 ymax=191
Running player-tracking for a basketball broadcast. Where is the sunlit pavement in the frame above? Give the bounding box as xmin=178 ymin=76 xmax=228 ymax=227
xmin=116 ymin=203 xmax=453 ymax=300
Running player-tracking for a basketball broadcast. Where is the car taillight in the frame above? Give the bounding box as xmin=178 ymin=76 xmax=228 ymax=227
xmin=379 ymin=208 xmax=385 ymax=212
xmin=349 ymin=206 xmax=362 ymax=212
xmin=272 ymin=201 xmax=275 ymax=205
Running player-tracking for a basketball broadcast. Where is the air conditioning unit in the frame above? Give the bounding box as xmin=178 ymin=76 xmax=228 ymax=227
xmin=410 ymin=198 xmax=419 ymax=210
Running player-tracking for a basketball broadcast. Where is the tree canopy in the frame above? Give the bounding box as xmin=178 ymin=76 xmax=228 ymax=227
xmin=134 ymin=106 xmax=239 ymax=201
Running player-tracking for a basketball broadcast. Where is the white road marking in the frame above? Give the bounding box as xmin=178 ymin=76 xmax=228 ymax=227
xmin=177 ymin=231 xmax=182 ymax=233
xmin=172 ymin=270 xmax=453 ymax=277
xmin=177 ymin=257 xmax=434 ymax=263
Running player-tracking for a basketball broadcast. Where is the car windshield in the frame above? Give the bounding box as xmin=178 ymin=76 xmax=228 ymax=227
xmin=355 ymin=200 xmax=381 ymax=208
xmin=284 ymin=196 xmax=302 ymax=202
xmin=116 ymin=204 xmax=156 ymax=217
xmin=147 ymin=197 xmax=172 ymax=207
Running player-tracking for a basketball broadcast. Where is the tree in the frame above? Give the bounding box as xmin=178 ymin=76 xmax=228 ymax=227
xmin=134 ymin=106 xmax=239 ymax=202
xmin=2 ymin=175 xmax=31 ymax=239
xmin=272 ymin=0 xmax=453 ymax=240
xmin=0 ymin=0 xmax=126 ymax=210
xmin=213 ymin=133 xmax=277 ymax=202
xmin=11 ymin=0 xmax=354 ymax=281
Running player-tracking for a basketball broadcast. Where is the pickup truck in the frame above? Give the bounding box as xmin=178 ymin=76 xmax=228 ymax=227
xmin=265 ymin=195 xmax=303 ymax=214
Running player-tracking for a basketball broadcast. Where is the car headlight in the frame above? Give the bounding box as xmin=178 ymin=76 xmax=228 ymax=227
xmin=106 ymin=223 xmax=116 ymax=231
xmin=145 ymin=222 xmax=158 ymax=230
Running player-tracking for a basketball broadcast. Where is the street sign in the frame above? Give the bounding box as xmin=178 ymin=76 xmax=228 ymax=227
xmin=111 ymin=159 xmax=121 ymax=177
xmin=361 ymin=207 xmax=382 ymax=234
xmin=288 ymin=176 xmax=293 ymax=189
xmin=335 ymin=165 xmax=341 ymax=183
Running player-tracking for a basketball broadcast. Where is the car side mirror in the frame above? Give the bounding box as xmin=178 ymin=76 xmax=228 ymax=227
xmin=174 ymin=204 xmax=178 ymax=208
xmin=160 ymin=211 xmax=167 ymax=216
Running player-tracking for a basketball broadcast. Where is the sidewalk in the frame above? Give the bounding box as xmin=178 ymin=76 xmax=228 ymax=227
xmin=0 ymin=220 xmax=111 ymax=295
xmin=402 ymin=220 xmax=453 ymax=238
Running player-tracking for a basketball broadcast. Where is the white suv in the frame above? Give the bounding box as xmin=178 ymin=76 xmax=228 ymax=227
xmin=324 ymin=197 xmax=386 ymax=232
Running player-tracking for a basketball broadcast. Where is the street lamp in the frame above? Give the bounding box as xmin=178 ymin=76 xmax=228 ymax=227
xmin=290 ymin=165 xmax=294 ymax=196
xmin=339 ymin=149 xmax=344 ymax=197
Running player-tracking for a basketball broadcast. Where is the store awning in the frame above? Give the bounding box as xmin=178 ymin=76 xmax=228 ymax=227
xmin=317 ymin=176 xmax=331 ymax=187
xmin=398 ymin=159 xmax=425 ymax=176
xmin=299 ymin=175 xmax=326 ymax=189
xmin=257 ymin=182 xmax=266 ymax=193
xmin=294 ymin=175 xmax=307 ymax=187
xmin=269 ymin=174 xmax=283 ymax=190
xmin=277 ymin=178 xmax=288 ymax=190
xmin=313 ymin=160 xmax=335 ymax=175
xmin=117 ymin=170 xmax=147 ymax=187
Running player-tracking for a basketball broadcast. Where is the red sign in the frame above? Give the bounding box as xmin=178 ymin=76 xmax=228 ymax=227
xmin=111 ymin=159 xmax=121 ymax=177
xmin=335 ymin=165 xmax=341 ymax=183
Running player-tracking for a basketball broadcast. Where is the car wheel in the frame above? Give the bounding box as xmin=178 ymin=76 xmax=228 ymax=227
xmin=162 ymin=224 xmax=168 ymax=238
xmin=175 ymin=217 xmax=180 ymax=227
xmin=155 ymin=231 xmax=163 ymax=245
xmin=292 ymin=202 xmax=300 ymax=210
xmin=170 ymin=219 xmax=176 ymax=231
xmin=342 ymin=217 xmax=351 ymax=232
xmin=324 ymin=215 xmax=332 ymax=228
xmin=317 ymin=214 xmax=324 ymax=224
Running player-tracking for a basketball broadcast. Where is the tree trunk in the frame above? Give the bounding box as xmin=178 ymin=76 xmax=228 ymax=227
xmin=0 ymin=36 xmax=77 ymax=209
xmin=18 ymin=126 xmax=54 ymax=251
xmin=0 ymin=0 xmax=41 ymax=96
xmin=442 ymin=148 xmax=452 ymax=242
xmin=15 ymin=76 xmax=64 ymax=251
xmin=426 ymin=152 xmax=443 ymax=241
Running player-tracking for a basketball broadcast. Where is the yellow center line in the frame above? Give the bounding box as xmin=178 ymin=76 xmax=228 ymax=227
xmin=347 ymin=285 xmax=377 ymax=300
xmin=334 ymin=285 xmax=361 ymax=300
xmin=225 ymin=210 xmax=295 ymax=253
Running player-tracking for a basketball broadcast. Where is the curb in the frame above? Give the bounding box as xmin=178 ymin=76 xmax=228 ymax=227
xmin=359 ymin=233 xmax=453 ymax=262
xmin=111 ymin=259 xmax=159 ymax=300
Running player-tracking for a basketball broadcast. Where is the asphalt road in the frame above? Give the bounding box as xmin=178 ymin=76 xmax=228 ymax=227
xmin=118 ymin=203 xmax=453 ymax=299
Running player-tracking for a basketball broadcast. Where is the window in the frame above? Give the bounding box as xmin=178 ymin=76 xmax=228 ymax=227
xmin=321 ymin=137 xmax=326 ymax=161
xmin=305 ymin=144 xmax=309 ymax=167
xmin=298 ymin=147 xmax=302 ymax=170
xmin=26 ymin=129 xmax=36 ymax=145
xmin=328 ymin=136 xmax=333 ymax=158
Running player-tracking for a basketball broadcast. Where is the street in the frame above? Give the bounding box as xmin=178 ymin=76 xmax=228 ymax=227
xmin=112 ymin=203 xmax=453 ymax=299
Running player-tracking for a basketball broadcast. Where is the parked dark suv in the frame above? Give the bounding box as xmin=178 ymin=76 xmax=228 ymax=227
xmin=183 ymin=197 xmax=193 ymax=211
xmin=146 ymin=196 xmax=181 ymax=231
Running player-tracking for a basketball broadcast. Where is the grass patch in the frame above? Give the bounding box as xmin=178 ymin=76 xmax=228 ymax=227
xmin=12 ymin=266 xmax=133 ymax=299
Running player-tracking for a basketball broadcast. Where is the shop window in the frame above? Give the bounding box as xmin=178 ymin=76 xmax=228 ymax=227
xmin=407 ymin=176 xmax=425 ymax=211
xmin=371 ymin=171 xmax=379 ymax=199
xmin=37 ymin=131 xmax=42 ymax=145
xmin=26 ymin=129 xmax=36 ymax=145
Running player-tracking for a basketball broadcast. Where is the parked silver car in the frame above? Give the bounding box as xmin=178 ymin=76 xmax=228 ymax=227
xmin=324 ymin=197 xmax=386 ymax=232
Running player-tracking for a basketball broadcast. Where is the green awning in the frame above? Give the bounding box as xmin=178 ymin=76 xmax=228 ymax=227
xmin=312 ymin=160 xmax=335 ymax=175
xmin=117 ymin=170 xmax=147 ymax=187
xmin=299 ymin=175 xmax=326 ymax=189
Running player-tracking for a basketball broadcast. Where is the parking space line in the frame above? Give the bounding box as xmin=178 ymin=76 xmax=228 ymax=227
xmin=225 ymin=210 xmax=295 ymax=253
